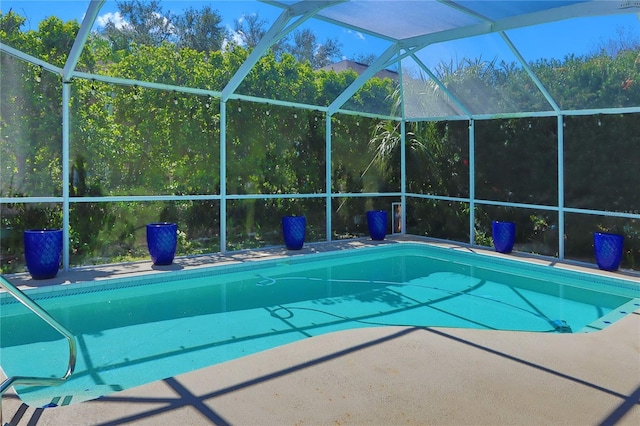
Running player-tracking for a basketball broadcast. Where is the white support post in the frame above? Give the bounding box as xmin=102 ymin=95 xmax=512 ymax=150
xmin=220 ymin=100 xmax=227 ymax=253
xmin=400 ymin=118 xmax=406 ymax=234
xmin=557 ymin=114 xmax=565 ymax=259
xmin=62 ymin=83 xmax=71 ymax=271
xmin=469 ymin=119 xmax=476 ymax=245
xmin=326 ymin=114 xmax=332 ymax=241
xmin=399 ymin=56 xmax=407 ymax=234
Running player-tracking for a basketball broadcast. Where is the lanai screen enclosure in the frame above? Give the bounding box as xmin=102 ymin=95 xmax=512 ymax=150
xmin=1 ymin=0 xmax=639 ymax=272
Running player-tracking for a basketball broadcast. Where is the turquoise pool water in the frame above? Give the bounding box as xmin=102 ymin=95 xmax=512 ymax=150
xmin=1 ymin=243 xmax=638 ymax=407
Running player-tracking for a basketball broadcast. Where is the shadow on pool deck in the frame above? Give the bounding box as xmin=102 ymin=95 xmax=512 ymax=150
xmin=3 ymin=313 xmax=640 ymax=425
xmin=2 ymin=236 xmax=639 ymax=425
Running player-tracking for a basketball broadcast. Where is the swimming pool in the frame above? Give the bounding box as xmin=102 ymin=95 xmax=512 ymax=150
xmin=1 ymin=243 xmax=639 ymax=407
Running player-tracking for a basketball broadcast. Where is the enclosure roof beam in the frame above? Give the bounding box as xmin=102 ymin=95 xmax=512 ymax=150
xmin=285 ymin=1 xmax=347 ymax=17
xmin=0 ymin=43 xmax=62 ymax=74
xmin=499 ymin=31 xmax=561 ymax=113
xmin=327 ymin=44 xmax=399 ymax=116
xmin=438 ymin=0 xmax=493 ymax=23
xmin=399 ymin=1 xmax=637 ymax=52
xmin=62 ymin=0 xmax=105 ymax=82
xmin=221 ymin=11 xmax=290 ymax=102
xmin=409 ymin=52 xmax=473 ymax=118
xmin=221 ymin=1 xmax=337 ymax=102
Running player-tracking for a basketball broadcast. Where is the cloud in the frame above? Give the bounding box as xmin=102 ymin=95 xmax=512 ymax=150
xmin=346 ymin=29 xmax=365 ymax=41
xmin=226 ymin=24 xmax=245 ymax=47
xmin=96 ymin=12 xmax=126 ymax=29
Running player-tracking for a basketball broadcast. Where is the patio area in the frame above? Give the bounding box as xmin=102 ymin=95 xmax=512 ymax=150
xmin=2 ymin=237 xmax=639 ymax=425
xmin=3 ymin=310 xmax=639 ymax=425
xmin=1 ymin=2 xmax=640 ymax=421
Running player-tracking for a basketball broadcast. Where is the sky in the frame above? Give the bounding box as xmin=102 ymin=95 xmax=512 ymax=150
xmin=1 ymin=0 xmax=639 ymax=66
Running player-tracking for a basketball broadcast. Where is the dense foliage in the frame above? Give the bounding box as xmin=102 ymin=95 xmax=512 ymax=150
xmin=1 ymin=8 xmax=639 ymax=272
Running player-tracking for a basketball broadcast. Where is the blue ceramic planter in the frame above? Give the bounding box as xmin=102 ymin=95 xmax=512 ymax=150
xmin=367 ymin=210 xmax=388 ymax=241
xmin=146 ymin=222 xmax=177 ymax=265
xmin=282 ymin=216 xmax=306 ymax=250
xmin=594 ymin=232 xmax=623 ymax=271
xmin=492 ymin=221 xmax=516 ymax=253
xmin=24 ymin=229 xmax=62 ymax=279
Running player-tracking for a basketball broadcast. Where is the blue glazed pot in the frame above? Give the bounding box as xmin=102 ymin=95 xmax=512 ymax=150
xmin=367 ymin=210 xmax=388 ymax=241
xmin=492 ymin=221 xmax=516 ymax=253
xmin=282 ymin=216 xmax=306 ymax=250
xmin=24 ymin=229 xmax=62 ymax=280
xmin=146 ymin=222 xmax=178 ymax=265
xmin=594 ymin=232 xmax=623 ymax=271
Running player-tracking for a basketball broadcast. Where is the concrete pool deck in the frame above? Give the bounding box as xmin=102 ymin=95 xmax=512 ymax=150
xmin=2 ymin=236 xmax=639 ymax=425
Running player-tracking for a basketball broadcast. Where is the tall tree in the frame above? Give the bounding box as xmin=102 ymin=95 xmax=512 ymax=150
xmin=593 ymin=25 xmax=640 ymax=57
xmin=0 ymin=9 xmax=25 ymax=40
xmin=289 ymin=28 xmax=342 ymax=69
xmin=102 ymin=0 xmax=173 ymax=50
xmin=232 ymin=13 xmax=287 ymax=58
xmin=173 ymin=5 xmax=227 ymax=54
xmin=353 ymin=53 xmax=377 ymax=66
xmin=233 ymin=15 xmax=342 ymax=68
xmin=233 ymin=14 xmax=267 ymax=49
